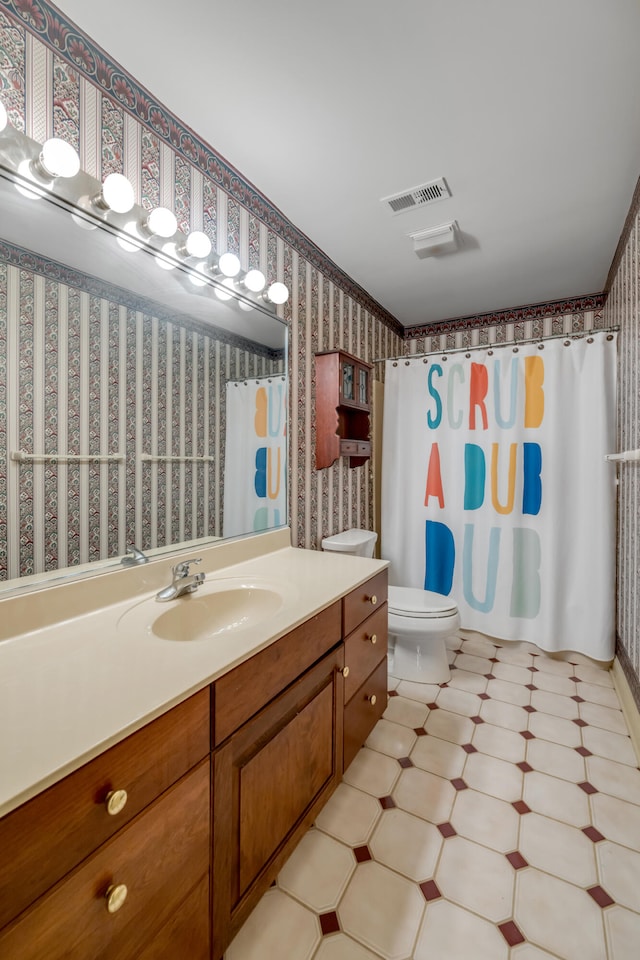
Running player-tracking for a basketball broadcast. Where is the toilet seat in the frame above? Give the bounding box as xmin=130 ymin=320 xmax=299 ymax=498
xmin=388 ymin=586 xmax=457 ymax=619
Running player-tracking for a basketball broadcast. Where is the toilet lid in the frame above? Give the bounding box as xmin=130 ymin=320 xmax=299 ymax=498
xmin=388 ymin=586 xmax=458 ymax=619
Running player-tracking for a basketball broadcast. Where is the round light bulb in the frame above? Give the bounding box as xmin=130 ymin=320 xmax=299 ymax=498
xmin=266 ymin=281 xmax=289 ymax=304
xmin=185 ymin=231 xmax=212 ymax=259
xmin=145 ymin=206 xmax=177 ymax=238
xmin=243 ymin=269 xmax=266 ymax=293
xmin=71 ymin=212 xmax=97 ymax=231
xmin=0 ymin=101 xmax=7 ymax=133
xmin=215 ymin=277 xmax=236 ymax=301
xmin=189 ymin=264 xmax=208 ymax=287
xmin=101 ymin=173 xmax=135 ymax=213
xmin=217 ymin=252 xmax=241 ymax=278
xmin=117 ymin=221 xmax=142 ymax=253
xmin=39 ymin=138 xmax=80 ymax=178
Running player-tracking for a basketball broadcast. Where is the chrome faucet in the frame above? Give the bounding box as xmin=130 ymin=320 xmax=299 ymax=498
xmin=156 ymin=558 xmax=205 ymax=602
xmin=121 ymin=545 xmax=149 ymax=566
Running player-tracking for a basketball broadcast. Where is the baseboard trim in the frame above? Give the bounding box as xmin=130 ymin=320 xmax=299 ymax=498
xmin=612 ymin=657 xmax=640 ymax=766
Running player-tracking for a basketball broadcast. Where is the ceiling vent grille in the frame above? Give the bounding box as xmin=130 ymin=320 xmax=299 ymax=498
xmin=382 ymin=178 xmax=451 ymax=215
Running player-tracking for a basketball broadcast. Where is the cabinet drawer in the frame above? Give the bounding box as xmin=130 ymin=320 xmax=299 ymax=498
xmin=339 ymin=439 xmax=358 ymax=455
xmin=213 ymin=601 xmax=341 ymax=745
xmin=344 ymin=603 xmax=388 ymax=703
xmin=0 ymin=687 xmax=210 ymax=929
xmin=343 ymin=659 xmax=388 ymax=771
xmin=0 ymin=760 xmax=211 ymax=960
xmin=343 ymin=569 xmax=388 ymax=637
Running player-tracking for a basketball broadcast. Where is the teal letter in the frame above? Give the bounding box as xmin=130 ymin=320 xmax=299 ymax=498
xmin=427 ymin=364 xmax=443 ymax=428
xmin=493 ymin=356 xmax=518 ymax=429
xmin=510 ymin=528 xmax=541 ymax=618
xmin=254 ymin=447 xmax=267 ymax=498
xmin=447 ymin=363 xmax=465 ymax=429
xmin=464 ymin=444 xmax=485 ymax=510
xmin=463 ymin=524 xmax=500 ymax=612
xmin=425 ymin=520 xmax=455 ymax=594
xmin=522 ymin=443 xmax=542 ymax=516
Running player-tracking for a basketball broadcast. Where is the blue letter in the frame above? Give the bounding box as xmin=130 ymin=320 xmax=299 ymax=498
xmin=522 ymin=443 xmax=542 ymax=516
xmin=427 ymin=364 xmax=443 ymax=429
xmin=464 ymin=444 xmax=486 ymax=511
xmin=463 ymin=524 xmax=500 ymax=613
xmin=493 ymin=356 xmax=518 ymax=429
xmin=424 ymin=520 xmax=455 ymax=594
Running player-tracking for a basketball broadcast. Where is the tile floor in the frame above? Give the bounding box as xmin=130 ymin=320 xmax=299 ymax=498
xmin=225 ymin=631 xmax=640 ymax=960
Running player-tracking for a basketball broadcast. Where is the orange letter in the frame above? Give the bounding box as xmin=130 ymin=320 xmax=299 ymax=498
xmin=490 ymin=443 xmax=517 ymax=515
xmin=469 ymin=363 xmax=488 ymax=430
xmin=424 ymin=443 xmax=445 ymax=508
xmin=254 ymin=386 xmax=267 ymax=437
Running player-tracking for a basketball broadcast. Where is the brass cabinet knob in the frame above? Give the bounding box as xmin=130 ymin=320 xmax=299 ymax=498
xmin=105 ymin=789 xmax=128 ymax=816
xmin=369 ymin=633 xmax=377 ymax=645
xmin=368 ymin=694 xmax=377 ymax=706
xmin=369 ymin=595 xmax=378 ymax=606
xmin=341 ymin=666 xmax=350 ymax=678
xmin=105 ymin=883 xmax=128 ymax=914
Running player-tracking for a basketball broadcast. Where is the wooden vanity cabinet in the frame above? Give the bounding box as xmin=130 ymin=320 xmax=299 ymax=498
xmin=315 ymin=350 xmax=373 ymax=469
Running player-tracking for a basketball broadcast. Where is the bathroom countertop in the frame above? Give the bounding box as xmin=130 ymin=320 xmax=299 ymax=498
xmin=0 ymin=531 xmax=388 ymax=817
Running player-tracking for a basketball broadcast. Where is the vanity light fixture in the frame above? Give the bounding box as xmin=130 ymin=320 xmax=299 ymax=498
xmin=181 ymin=230 xmax=212 ymax=259
xmin=93 ymin=172 xmax=135 ymax=214
xmin=143 ymin=206 xmax=177 ymax=238
xmin=265 ymin=281 xmax=289 ymax=305
xmin=0 ymin=100 xmax=7 ymax=133
xmin=33 ymin=137 xmax=80 ymax=180
xmin=241 ymin=269 xmax=266 ymax=293
xmin=215 ymin=252 xmax=242 ymax=278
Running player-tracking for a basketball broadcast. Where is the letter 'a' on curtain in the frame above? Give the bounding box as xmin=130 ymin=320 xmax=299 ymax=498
xmin=223 ymin=378 xmax=287 ymax=538
xmin=381 ymin=334 xmax=617 ymax=661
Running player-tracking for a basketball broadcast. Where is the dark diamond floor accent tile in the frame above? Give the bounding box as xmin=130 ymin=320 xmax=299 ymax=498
xmin=439 ymin=682 xmax=449 ymax=688
xmin=569 ymin=676 xmax=582 ymax=683
xmin=426 ymin=702 xmax=439 ymax=710
xmin=573 ymin=718 xmax=589 ymax=727
xmin=449 ymin=663 xmax=458 ymax=671
xmin=379 ymin=795 xmax=396 ymax=809
xmin=574 ymin=746 xmax=592 ymax=757
xmin=420 ymin=880 xmax=442 ymax=901
xmin=498 ymin=921 xmax=526 ymax=946
xmin=512 ymin=800 xmax=532 ymax=815
xmin=519 ymin=730 xmax=535 ymax=740
xmin=583 ymin=826 xmax=606 ymax=843
xmin=587 ymin=886 xmax=615 ymax=908
xmin=478 ymin=693 xmax=491 ymax=700
xmin=484 ymin=673 xmax=496 ymax=680
xmin=388 ymin=690 xmax=399 ymax=697
xmin=571 ymin=695 xmax=585 ymax=703
xmin=451 ymin=778 xmax=468 ymax=791
xmin=437 ymin=822 xmax=457 ymax=838
xmin=490 ymin=657 xmax=500 ymax=663
xmin=525 ymin=683 xmax=538 ymax=691
xmin=523 ymin=705 xmax=537 ymax=713
xmin=353 ymin=845 xmax=372 ymax=863
xmin=471 ymin=715 xmax=485 ymax=724
xmin=506 ymin=851 xmax=529 ymax=870
xmin=320 ymin=911 xmax=341 ymax=935
xmin=398 ymin=757 xmax=414 ymax=768
xmin=462 ymin=743 xmax=478 ymax=754
xmin=517 ymin=761 xmax=533 ymax=773
xmin=414 ymin=727 xmax=428 ymax=736
xmin=529 ymin=666 xmax=539 ymax=672
xmin=578 ymin=781 xmax=598 ymax=795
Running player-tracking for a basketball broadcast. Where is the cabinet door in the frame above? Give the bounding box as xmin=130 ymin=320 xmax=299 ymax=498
xmin=212 ymin=646 xmax=344 ymax=958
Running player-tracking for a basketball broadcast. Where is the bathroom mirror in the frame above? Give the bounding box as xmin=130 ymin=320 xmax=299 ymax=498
xmin=0 ymin=132 xmax=288 ymax=594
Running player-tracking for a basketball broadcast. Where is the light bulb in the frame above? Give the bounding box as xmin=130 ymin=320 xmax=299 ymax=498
xmin=38 ymin=138 xmax=80 ymax=178
xmin=15 ymin=159 xmax=45 ymax=199
xmin=189 ymin=264 xmax=208 ymax=287
xmin=0 ymin=101 xmax=7 ymax=133
xmin=117 ymin=221 xmax=142 ymax=253
xmin=266 ymin=281 xmax=289 ymax=305
xmin=217 ymin=252 xmax=241 ymax=278
xmin=99 ymin=173 xmax=135 ymax=213
xmin=71 ymin=212 xmax=97 ymax=231
xmin=243 ymin=269 xmax=266 ymax=293
xmin=214 ymin=277 xmax=236 ymax=301
xmin=145 ymin=206 xmax=177 ymax=238
xmin=184 ymin=231 xmax=212 ymax=259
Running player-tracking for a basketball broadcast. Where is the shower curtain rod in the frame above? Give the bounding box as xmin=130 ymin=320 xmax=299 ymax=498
xmin=374 ymin=324 xmax=620 ymax=363
xmin=227 ymin=373 xmax=286 ymax=383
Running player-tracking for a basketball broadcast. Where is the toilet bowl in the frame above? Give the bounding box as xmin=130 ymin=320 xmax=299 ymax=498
xmin=321 ymin=529 xmax=460 ymax=684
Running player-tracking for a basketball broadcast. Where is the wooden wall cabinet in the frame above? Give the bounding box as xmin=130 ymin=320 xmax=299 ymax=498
xmin=0 ymin=570 xmax=387 ymax=960
xmin=315 ymin=350 xmax=373 ymax=469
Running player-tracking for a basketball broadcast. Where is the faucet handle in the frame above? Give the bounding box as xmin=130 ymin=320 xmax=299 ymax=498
xmin=172 ymin=557 xmax=203 ymax=578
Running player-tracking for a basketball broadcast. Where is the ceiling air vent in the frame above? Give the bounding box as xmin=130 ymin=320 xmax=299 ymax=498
xmin=381 ymin=177 xmax=451 ymax=215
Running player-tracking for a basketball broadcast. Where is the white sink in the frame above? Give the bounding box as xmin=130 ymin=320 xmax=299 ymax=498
xmin=117 ymin=578 xmax=285 ymax=642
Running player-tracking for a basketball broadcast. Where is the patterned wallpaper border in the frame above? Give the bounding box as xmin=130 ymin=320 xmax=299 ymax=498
xmin=0 ymin=0 xmax=403 ymax=338
xmin=404 ymin=293 xmax=607 ymax=340
xmin=0 ymin=237 xmax=284 ymax=360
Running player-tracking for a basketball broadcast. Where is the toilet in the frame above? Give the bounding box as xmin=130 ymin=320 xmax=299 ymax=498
xmin=321 ymin=528 xmax=460 ymax=685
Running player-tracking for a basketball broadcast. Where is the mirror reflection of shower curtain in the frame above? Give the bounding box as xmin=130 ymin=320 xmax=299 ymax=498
xmin=223 ymin=378 xmax=287 ymax=538
xmin=381 ymin=333 xmax=617 ymax=660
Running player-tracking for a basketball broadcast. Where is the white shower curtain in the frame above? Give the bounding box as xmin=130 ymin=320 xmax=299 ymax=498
xmin=382 ymin=333 xmax=617 ymax=660
xmin=223 ymin=377 xmax=287 ymax=538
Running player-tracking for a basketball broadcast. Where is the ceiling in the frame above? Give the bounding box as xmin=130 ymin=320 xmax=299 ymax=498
xmin=52 ymin=0 xmax=640 ymax=328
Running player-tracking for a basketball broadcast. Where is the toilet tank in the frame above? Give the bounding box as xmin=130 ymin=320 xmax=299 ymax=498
xmin=321 ymin=528 xmax=378 ymax=558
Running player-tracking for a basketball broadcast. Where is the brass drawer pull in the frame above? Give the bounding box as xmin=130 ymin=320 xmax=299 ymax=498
xmin=368 ymin=633 xmax=377 ymax=645
xmin=105 ymin=789 xmax=128 ymax=816
xmin=341 ymin=666 xmax=350 ymax=678
xmin=368 ymin=694 xmax=377 ymax=706
xmin=368 ymin=595 xmax=378 ymax=606
xmin=105 ymin=883 xmax=128 ymax=914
